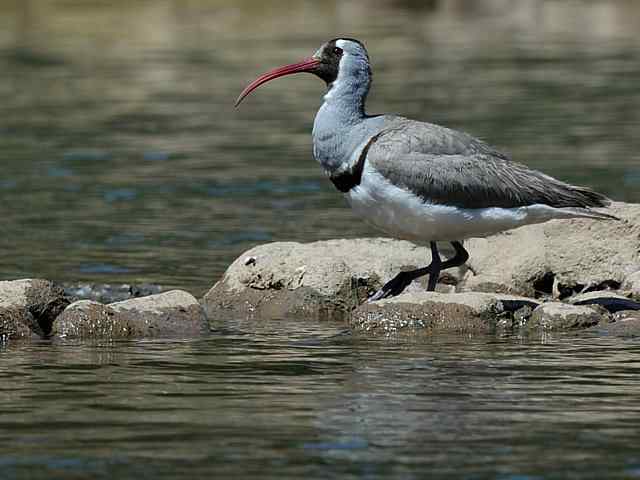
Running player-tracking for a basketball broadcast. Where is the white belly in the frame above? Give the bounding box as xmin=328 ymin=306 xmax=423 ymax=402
xmin=346 ymin=165 xmax=572 ymax=242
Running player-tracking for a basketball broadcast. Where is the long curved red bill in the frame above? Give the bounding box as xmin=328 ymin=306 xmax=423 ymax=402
xmin=235 ymin=57 xmax=321 ymax=107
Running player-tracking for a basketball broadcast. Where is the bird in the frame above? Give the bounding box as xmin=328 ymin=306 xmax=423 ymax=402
xmin=235 ymin=38 xmax=617 ymax=301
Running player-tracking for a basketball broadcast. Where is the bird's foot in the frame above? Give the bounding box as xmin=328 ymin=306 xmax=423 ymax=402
xmin=367 ymin=271 xmax=418 ymax=302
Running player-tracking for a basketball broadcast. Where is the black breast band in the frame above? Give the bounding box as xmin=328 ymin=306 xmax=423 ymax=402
xmin=328 ymin=132 xmax=383 ymax=193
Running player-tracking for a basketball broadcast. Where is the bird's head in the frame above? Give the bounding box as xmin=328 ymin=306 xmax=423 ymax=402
xmin=235 ymin=38 xmax=370 ymax=107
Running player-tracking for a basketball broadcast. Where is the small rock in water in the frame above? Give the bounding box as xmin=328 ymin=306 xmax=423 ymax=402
xmin=351 ymin=291 xmax=539 ymax=336
xmin=528 ymin=302 xmax=608 ymax=331
xmin=0 ymin=279 xmax=70 ymax=339
xmin=53 ymin=290 xmax=207 ymax=339
xmin=587 ymin=310 xmax=640 ymax=337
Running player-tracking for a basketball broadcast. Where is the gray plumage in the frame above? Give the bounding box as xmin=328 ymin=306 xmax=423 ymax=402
xmin=309 ymin=39 xmax=614 ymax=221
xmin=366 ymin=117 xmax=612 ymax=211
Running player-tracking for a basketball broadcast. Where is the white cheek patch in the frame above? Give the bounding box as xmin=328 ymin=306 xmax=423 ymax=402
xmin=324 ymin=39 xmax=350 ymax=101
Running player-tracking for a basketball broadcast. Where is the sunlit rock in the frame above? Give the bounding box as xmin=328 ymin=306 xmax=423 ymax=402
xmin=53 ymin=290 xmax=206 ymax=339
xmin=622 ymin=271 xmax=640 ymax=300
xmin=351 ymin=291 xmax=540 ymax=336
xmin=527 ymin=302 xmax=607 ymax=331
xmin=202 ymin=238 xmax=463 ymax=322
xmin=0 ymin=279 xmax=69 ymax=340
xmin=460 ymin=202 xmax=640 ymax=297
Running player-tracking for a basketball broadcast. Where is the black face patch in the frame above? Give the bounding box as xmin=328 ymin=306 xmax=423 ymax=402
xmin=311 ymin=40 xmax=342 ymax=85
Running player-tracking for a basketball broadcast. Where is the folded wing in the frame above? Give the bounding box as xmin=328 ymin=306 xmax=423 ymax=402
xmin=367 ymin=119 xmax=611 ymax=210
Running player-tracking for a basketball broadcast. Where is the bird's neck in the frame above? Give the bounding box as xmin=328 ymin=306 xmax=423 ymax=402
xmin=322 ymin=72 xmax=370 ymax=122
xmin=312 ymin=74 xmax=372 ymax=174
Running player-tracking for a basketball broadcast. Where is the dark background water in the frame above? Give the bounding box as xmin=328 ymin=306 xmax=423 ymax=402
xmin=2 ymin=1 xmax=640 ymax=478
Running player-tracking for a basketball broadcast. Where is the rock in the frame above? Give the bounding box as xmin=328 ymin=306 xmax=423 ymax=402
xmin=64 ymin=283 xmax=166 ymax=304
xmin=527 ymin=302 xmax=608 ymax=331
xmin=568 ymin=291 xmax=640 ymax=313
xmin=350 ymin=291 xmax=540 ymax=336
xmin=622 ymin=271 xmax=640 ymax=300
xmin=203 ymin=238 xmax=465 ymax=322
xmin=52 ymin=290 xmax=207 ymax=339
xmin=460 ymin=202 xmax=640 ymax=298
xmin=587 ymin=310 xmax=640 ymax=337
xmin=0 ymin=279 xmax=69 ymax=339
xmin=204 ymin=203 xmax=639 ymax=322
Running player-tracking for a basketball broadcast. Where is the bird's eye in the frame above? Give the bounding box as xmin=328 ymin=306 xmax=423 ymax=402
xmin=333 ymin=47 xmax=343 ymax=56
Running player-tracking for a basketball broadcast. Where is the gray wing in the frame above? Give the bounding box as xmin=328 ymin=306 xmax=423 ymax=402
xmin=367 ymin=119 xmax=611 ymax=210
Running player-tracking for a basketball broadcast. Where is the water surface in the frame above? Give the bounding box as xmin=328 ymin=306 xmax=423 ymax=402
xmin=2 ymin=326 xmax=640 ymax=479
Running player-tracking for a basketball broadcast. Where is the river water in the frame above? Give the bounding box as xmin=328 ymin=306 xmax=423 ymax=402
xmin=3 ymin=326 xmax=640 ymax=479
xmin=1 ymin=1 xmax=640 ymax=478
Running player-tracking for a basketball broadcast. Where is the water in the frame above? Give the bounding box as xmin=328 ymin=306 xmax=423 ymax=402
xmin=2 ymin=1 xmax=640 ymax=477
xmin=3 ymin=326 xmax=640 ymax=479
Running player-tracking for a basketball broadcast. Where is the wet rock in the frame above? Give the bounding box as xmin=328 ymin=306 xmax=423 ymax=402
xmin=527 ymin=302 xmax=608 ymax=331
xmin=587 ymin=310 xmax=640 ymax=337
xmin=0 ymin=279 xmax=69 ymax=339
xmin=350 ymin=292 xmax=540 ymax=336
xmin=64 ymin=283 xmax=166 ymax=304
xmin=203 ymin=238 xmax=464 ymax=322
xmin=568 ymin=291 xmax=640 ymax=313
xmin=460 ymin=202 xmax=640 ymax=298
xmin=52 ymin=290 xmax=206 ymax=339
xmin=622 ymin=271 xmax=640 ymax=300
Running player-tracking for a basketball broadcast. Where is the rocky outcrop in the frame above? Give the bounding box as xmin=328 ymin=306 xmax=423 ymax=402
xmin=52 ymin=290 xmax=207 ymax=339
xmin=202 ymin=238 xmax=459 ymax=322
xmin=203 ymin=203 xmax=639 ymax=332
xmin=351 ymin=292 xmax=539 ymax=335
xmin=6 ymin=204 xmax=640 ymax=341
xmin=0 ymin=279 xmax=69 ymax=339
xmin=460 ymin=202 xmax=640 ymax=298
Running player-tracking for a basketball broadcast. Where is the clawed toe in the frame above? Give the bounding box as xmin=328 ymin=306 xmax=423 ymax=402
xmin=367 ymin=289 xmax=387 ymax=303
xmin=367 ymin=273 xmax=414 ymax=302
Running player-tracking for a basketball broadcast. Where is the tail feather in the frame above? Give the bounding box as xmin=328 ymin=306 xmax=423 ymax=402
xmin=569 ymin=185 xmax=612 ymax=209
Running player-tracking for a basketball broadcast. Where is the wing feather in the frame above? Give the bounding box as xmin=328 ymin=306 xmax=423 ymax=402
xmin=367 ymin=120 xmax=611 ymax=210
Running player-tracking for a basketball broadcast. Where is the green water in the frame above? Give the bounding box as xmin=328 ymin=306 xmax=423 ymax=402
xmin=1 ymin=1 xmax=640 ymax=478
xmin=3 ymin=326 xmax=640 ymax=479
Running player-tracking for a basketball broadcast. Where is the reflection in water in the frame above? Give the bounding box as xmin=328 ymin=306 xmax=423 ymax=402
xmin=2 ymin=328 xmax=640 ymax=478
xmin=0 ymin=0 xmax=638 ymax=293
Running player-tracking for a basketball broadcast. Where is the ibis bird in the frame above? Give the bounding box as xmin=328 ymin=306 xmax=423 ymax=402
xmin=236 ymin=38 xmax=616 ymax=301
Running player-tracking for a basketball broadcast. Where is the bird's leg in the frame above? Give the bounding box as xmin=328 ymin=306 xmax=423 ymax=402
xmin=426 ymin=242 xmax=442 ymax=291
xmin=368 ymin=241 xmax=439 ymax=302
xmin=440 ymin=241 xmax=469 ymax=271
xmin=368 ymin=241 xmax=470 ymax=302
xmin=427 ymin=241 xmax=470 ymax=289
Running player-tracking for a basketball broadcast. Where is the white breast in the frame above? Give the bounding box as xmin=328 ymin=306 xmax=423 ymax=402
xmin=346 ymin=164 xmax=574 ymax=242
